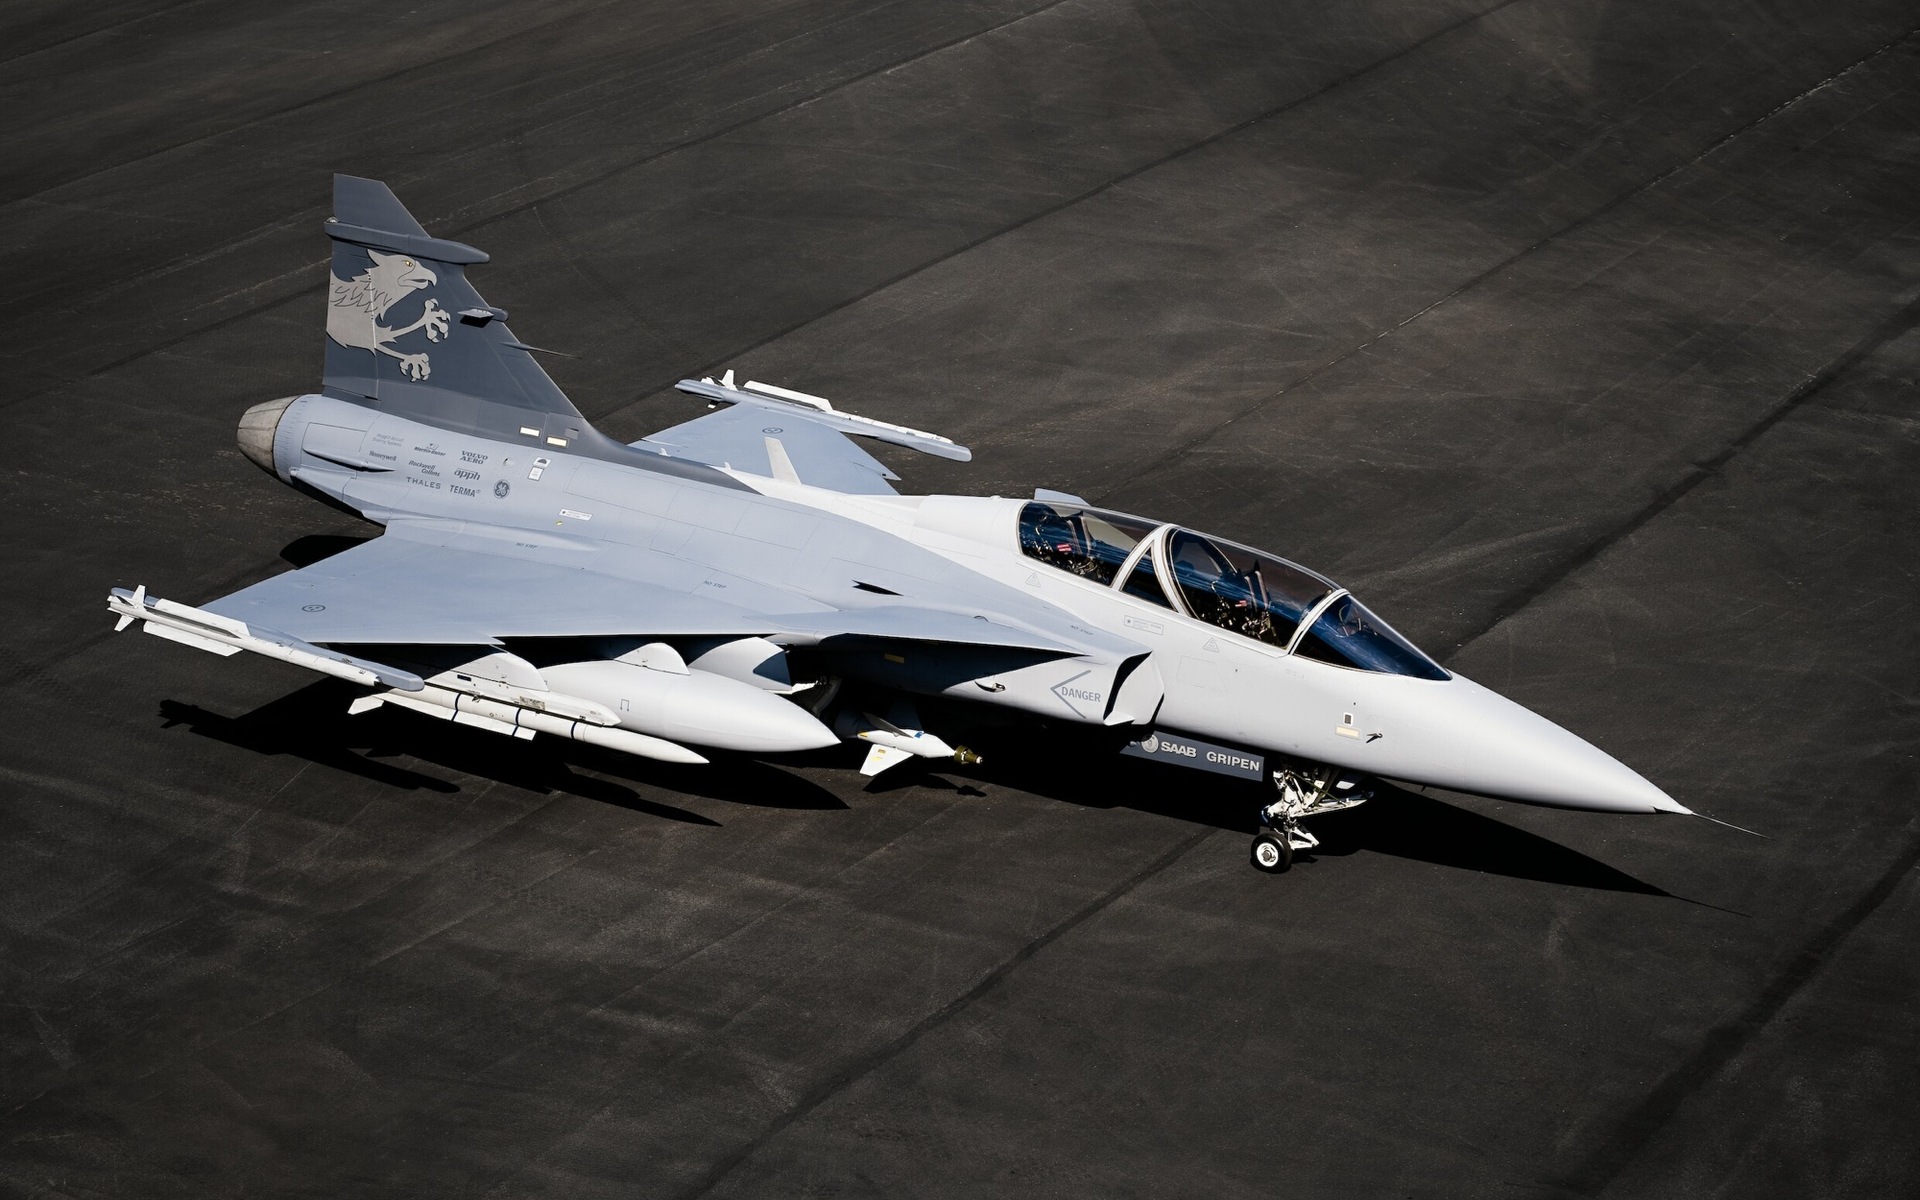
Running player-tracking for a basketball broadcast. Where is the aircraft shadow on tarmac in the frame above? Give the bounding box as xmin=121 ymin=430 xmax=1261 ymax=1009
xmin=161 ymin=679 xmax=1662 ymax=895
xmin=159 ymin=680 xmax=739 ymax=827
xmin=1300 ymin=788 xmax=1672 ymax=897
xmin=279 ymin=532 xmax=377 ymax=568
xmin=964 ymin=737 xmax=1672 ymax=897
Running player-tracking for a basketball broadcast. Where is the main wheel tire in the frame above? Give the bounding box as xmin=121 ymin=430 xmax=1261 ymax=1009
xmin=1251 ymin=833 xmax=1292 ymax=873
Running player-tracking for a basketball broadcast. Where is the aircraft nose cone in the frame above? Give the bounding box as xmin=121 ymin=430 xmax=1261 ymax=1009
xmin=237 ymin=396 xmax=296 ymax=476
xmin=1385 ymin=674 xmax=1687 ymax=814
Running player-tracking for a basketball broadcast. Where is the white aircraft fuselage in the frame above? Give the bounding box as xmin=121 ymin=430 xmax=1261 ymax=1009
xmin=237 ymin=391 xmax=1683 ymax=817
xmin=112 ymin=173 xmax=1687 ymax=879
xmin=747 ymin=480 xmax=1683 ymax=815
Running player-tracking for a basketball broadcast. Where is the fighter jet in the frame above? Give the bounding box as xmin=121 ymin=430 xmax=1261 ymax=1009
xmin=108 ymin=175 xmax=1689 ymax=873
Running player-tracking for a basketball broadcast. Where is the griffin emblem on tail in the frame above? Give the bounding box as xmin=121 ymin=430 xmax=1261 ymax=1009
xmin=327 ymin=250 xmax=448 ymax=380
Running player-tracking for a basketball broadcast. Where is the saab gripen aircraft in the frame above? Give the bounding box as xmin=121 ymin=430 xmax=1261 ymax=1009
xmin=108 ymin=175 xmax=1691 ymax=873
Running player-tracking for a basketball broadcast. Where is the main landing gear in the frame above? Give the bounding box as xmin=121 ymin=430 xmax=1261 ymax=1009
xmin=1250 ymin=763 xmax=1373 ymax=873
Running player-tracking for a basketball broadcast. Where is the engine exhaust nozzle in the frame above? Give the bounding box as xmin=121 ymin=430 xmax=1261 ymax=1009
xmin=237 ymin=396 xmax=297 ymax=476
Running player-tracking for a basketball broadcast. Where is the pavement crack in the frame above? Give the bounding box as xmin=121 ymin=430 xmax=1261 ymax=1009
xmin=672 ymin=824 xmax=1216 ymax=1199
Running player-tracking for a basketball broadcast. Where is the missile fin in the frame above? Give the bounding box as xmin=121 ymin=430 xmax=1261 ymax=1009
xmin=860 ymin=744 xmax=912 ymax=777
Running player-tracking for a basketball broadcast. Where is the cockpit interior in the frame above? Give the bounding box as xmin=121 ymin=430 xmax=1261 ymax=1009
xmin=1017 ymin=501 xmax=1448 ymax=680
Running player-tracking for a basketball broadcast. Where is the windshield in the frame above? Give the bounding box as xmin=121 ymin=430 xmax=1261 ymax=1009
xmin=1018 ymin=502 xmax=1158 ymax=586
xmin=1293 ymin=594 xmax=1449 ymax=680
xmin=1164 ymin=529 xmax=1334 ymax=650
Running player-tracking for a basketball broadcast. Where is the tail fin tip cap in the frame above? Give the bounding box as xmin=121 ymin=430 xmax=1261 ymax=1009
xmin=323 ymin=220 xmax=489 ymax=265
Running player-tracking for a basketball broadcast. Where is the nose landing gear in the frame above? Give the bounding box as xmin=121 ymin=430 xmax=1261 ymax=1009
xmin=1251 ymin=763 xmax=1372 ymax=873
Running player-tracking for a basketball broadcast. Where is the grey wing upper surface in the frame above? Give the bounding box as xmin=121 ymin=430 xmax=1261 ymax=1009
xmin=199 ymin=519 xmax=1086 ymax=655
xmin=203 ymin=522 xmax=781 ymax=644
xmin=635 ymin=404 xmax=902 ymax=495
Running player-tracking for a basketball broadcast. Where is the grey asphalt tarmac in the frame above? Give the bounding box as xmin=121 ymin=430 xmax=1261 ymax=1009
xmin=3 ymin=2 xmax=1917 ymax=1196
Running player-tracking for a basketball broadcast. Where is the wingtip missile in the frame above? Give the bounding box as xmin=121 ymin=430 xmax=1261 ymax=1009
xmin=106 ymin=587 xmax=423 ymax=690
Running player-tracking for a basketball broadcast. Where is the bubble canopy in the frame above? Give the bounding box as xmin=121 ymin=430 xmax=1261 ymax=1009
xmin=1016 ymin=501 xmax=1449 ymax=680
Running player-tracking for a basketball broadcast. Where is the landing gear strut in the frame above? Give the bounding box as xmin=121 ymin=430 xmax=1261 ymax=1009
xmin=1250 ymin=762 xmax=1373 ymax=873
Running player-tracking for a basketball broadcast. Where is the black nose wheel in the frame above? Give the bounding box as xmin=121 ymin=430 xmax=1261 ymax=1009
xmin=1250 ymin=832 xmax=1292 ymax=873
xmin=1251 ymin=761 xmax=1374 ymax=874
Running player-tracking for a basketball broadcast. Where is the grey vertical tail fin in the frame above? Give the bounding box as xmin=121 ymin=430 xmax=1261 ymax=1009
xmin=322 ymin=175 xmax=593 ymax=445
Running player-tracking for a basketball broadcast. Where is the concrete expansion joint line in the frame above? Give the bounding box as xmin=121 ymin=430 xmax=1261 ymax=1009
xmin=0 ymin=547 xmax=311 ymax=693
xmin=3 ymin=0 xmax=1584 ymax=427
xmin=1449 ymin=282 xmax=1920 ymax=656
xmin=1622 ymin=24 xmax=1920 ymax=203
xmin=0 ymin=0 xmax=216 ymax=68
xmin=475 ymin=791 xmax=1026 ymax=1195
xmin=12 ymin=4 xmax=1913 ymax=422
xmin=626 ymin=0 xmax=1531 ymax=426
xmin=0 ymin=0 xmax=1081 ymax=414
xmin=431 ymin=0 xmax=1081 ymax=241
xmin=1546 ymin=818 xmax=1920 ymax=1196
xmin=670 ymin=825 xmax=1216 ymax=1200
xmin=1118 ymin=20 xmax=1920 ymax=501
xmin=0 ymin=779 xmax=594 ymax=1113
xmin=1 ymin=0 xmax=646 ymax=209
